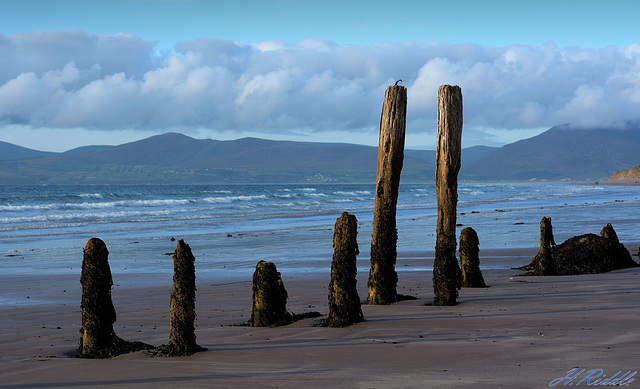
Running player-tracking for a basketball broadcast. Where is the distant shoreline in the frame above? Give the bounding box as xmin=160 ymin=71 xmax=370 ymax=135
xmin=599 ymin=179 xmax=640 ymax=185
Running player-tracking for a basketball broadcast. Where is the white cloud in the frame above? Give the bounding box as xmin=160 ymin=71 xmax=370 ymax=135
xmin=2 ymin=30 xmax=640 ymax=143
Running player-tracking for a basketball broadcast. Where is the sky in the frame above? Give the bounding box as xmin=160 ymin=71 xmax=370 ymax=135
xmin=1 ymin=0 xmax=640 ymax=152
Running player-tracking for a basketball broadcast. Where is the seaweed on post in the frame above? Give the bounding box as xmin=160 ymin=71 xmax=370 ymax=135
xmin=248 ymin=260 xmax=293 ymax=327
xmin=78 ymin=237 xmax=150 ymax=358
xmin=327 ymin=212 xmax=364 ymax=327
xmin=537 ymin=217 xmax=557 ymax=276
xmin=459 ymin=227 xmax=486 ymax=288
xmin=160 ymin=239 xmax=206 ymax=356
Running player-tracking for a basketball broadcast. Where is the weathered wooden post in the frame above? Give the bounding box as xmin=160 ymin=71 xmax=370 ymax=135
xmin=78 ymin=238 xmax=149 ymax=358
xmin=327 ymin=212 xmax=364 ymax=327
xmin=459 ymin=227 xmax=486 ymax=288
xmin=367 ymin=83 xmax=407 ymax=305
xmin=433 ymin=84 xmax=463 ymax=306
xmin=538 ymin=216 xmax=556 ymax=275
xmin=248 ymin=260 xmax=292 ymax=326
xmin=167 ymin=239 xmax=205 ymax=356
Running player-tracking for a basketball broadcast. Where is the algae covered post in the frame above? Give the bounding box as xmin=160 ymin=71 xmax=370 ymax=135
xmin=537 ymin=216 xmax=557 ymax=275
xmin=368 ymin=83 xmax=407 ymax=305
xmin=459 ymin=227 xmax=486 ymax=288
xmin=78 ymin=238 xmax=117 ymax=357
xmin=78 ymin=237 xmax=149 ymax=358
xmin=433 ymin=84 xmax=463 ymax=306
xmin=327 ymin=212 xmax=364 ymax=327
xmin=167 ymin=239 xmax=205 ymax=356
xmin=249 ymin=260 xmax=293 ymax=326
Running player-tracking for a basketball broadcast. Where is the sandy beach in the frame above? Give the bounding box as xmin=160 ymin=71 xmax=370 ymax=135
xmin=0 ymin=247 xmax=638 ymax=388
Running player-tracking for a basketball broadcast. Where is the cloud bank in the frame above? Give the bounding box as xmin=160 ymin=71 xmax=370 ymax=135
xmin=2 ymin=30 xmax=640 ymax=141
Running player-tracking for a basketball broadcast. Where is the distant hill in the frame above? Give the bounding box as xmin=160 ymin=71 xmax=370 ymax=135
xmin=405 ymin=145 xmax=497 ymax=169
xmin=0 ymin=141 xmax=55 ymax=161
xmin=607 ymin=166 xmax=640 ymax=183
xmin=2 ymin=125 xmax=639 ymax=184
xmin=0 ymin=133 xmax=437 ymax=184
xmin=63 ymin=145 xmax=113 ymax=155
xmin=462 ymin=125 xmax=640 ymax=181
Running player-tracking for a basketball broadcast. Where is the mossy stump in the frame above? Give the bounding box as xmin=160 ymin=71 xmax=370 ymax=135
xmin=459 ymin=227 xmax=486 ymax=288
xmin=368 ymin=83 xmax=407 ymax=305
xmin=600 ymin=223 xmax=619 ymax=242
xmin=433 ymin=85 xmax=463 ymax=306
xmin=327 ymin=212 xmax=364 ymax=327
xmin=248 ymin=260 xmax=293 ymax=327
xmin=165 ymin=239 xmax=205 ymax=356
xmin=537 ymin=216 xmax=557 ymax=276
xmin=78 ymin=238 xmax=150 ymax=358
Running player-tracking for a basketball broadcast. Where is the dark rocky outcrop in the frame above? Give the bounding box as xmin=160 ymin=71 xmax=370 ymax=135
xmin=522 ymin=224 xmax=638 ymax=275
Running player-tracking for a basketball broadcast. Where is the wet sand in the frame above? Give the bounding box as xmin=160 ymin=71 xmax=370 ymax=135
xmin=0 ymin=247 xmax=639 ymax=388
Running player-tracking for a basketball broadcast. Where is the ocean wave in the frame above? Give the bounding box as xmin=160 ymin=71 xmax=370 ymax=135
xmin=333 ymin=190 xmax=372 ymax=196
xmin=4 ymin=183 xmax=640 ymax=255
xmin=0 ymin=198 xmax=194 ymax=212
xmin=272 ymin=202 xmax=296 ymax=207
xmin=272 ymin=194 xmax=292 ymax=199
xmin=76 ymin=193 xmax=104 ymax=199
xmin=301 ymin=192 xmax=328 ymax=197
xmin=0 ymin=208 xmax=175 ymax=224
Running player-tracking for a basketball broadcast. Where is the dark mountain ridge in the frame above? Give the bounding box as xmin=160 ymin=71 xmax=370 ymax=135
xmin=0 ymin=133 xmax=439 ymax=184
xmin=462 ymin=124 xmax=640 ymax=181
xmin=2 ymin=124 xmax=639 ymax=184
xmin=0 ymin=140 xmax=56 ymax=161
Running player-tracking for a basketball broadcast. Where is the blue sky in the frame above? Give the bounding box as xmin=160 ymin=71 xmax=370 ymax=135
xmin=2 ymin=0 xmax=640 ymax=151
xmin=5 ymin=0 xmax=639 ymax=49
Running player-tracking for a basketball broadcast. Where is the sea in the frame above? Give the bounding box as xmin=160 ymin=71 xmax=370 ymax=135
xmin=1 ymin=182 xmax=639 ymax=279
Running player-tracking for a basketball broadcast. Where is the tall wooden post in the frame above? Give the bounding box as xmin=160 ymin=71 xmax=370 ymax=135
xmin=433 ymin=85 xmax=463 ymax=306
xmin=328 ymin=212 xmax=364 ymax=327
xmin=367 ymin=84 xmax=407 ymax=305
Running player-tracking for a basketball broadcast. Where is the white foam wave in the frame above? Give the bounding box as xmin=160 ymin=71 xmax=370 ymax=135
xmin=76 ymin=193 xmax=104 ymax=199
xmin=301 ymin=192 xmax=328 ymax=197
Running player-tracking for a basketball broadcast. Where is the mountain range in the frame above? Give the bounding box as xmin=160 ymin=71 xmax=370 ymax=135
xmin=461 ymin=124 xmax=640 ymax=181
xmin=1 ymin=124 xmax=639 ymax=184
